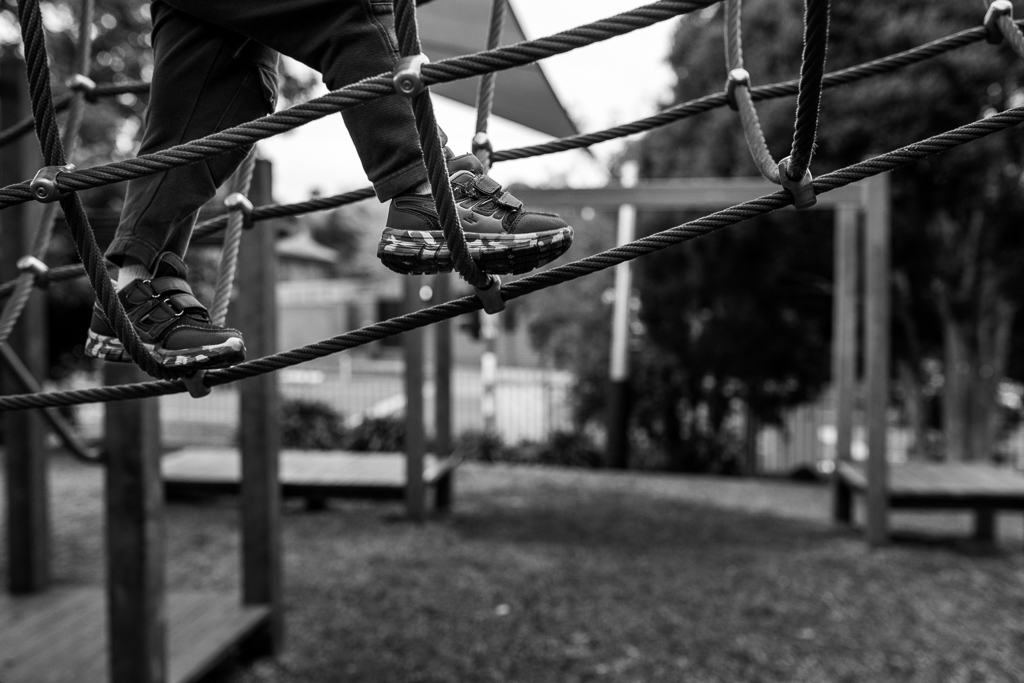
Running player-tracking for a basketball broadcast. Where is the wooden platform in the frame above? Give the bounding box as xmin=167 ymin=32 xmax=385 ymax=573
xmin=836 ymin=462 xmax=1024 ymax=541
xmin=0 ymin=588 xmax=270 ymax=683
xmin=162 ymin=447 xmax=459 ymax=500
xmin=837 ymin=462 xmax=1024 ymax=508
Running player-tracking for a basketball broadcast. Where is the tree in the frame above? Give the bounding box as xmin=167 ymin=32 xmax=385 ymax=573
xmin=639 ymin=0 xmax=1024 ymax=464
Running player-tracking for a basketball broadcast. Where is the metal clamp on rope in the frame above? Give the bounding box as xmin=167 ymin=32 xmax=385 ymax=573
xmin=474 ymin=274 xmax=505 ymax=314
xmin=777 ymin=157 xmax=816 ymax=209
xmin=393 ymin=54 xmax=430 ymax=98
xmin=471 ymin=133 xmax=491 ymax=165
xmin=224 ymin=193 xmax=255 ymax=230
xmin=985 ymin=0 xmax=1013 ymax=44
xmin=16 ymin=255 xmax=50 ymax=287
xmin=181 ymin=370 xmax=212 ymax=399
xmin=67 ymin=74 xmax=98 ymax=101
xmin=29 ymin=164 xmax=75 ymax=204
xmin=725 ymin=68 xmax=750 ymax=111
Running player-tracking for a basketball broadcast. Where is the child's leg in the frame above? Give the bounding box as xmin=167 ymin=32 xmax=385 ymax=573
xmin=107 ymin=1 xmax=278 ymax=273
xmin=158 ymin=0 xmax=430 ymax=201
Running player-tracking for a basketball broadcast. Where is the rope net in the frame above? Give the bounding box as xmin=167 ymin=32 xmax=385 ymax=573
xmin=0 ymin=0 xmax=1022 ymax=414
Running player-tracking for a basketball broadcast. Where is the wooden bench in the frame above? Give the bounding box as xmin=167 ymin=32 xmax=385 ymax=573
xmin=162 ymin=447 xmax=460 ymax=511
xmin=835 ymin=461 xmax=1024 ymax=541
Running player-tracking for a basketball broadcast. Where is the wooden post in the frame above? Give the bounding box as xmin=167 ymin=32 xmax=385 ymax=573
xmin=235 ymin=158 xmax=282 ymax=653
xmin=1 ymin=52 xmax=49 ymax=594
xmin=832 ymin=203 xmax=859 ymax=523
xmin=404 ymin=275 xmax=426 ymax=522
xmin=104 ymin=365 xmax=166 ymax=683
xmin=433 ymin=272 xmax=454 ymax=511
xmin=864 ymin=173 xmax=891 ymax=546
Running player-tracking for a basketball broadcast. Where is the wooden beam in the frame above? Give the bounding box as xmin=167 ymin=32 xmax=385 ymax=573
xmin=104 ymin=364 xmax=166 ymax=683
xmin=864 ymin=173 xmax=891 ymax=546
xmin=510 ymin=178 xmax=866 ymax=211
xmin=404 ymin=275 xmax=426 ymax=522
xmin=235 ymin=158 xmax=282 ymax=654
xmin=1 ymin=52 xmax=49 ymax=595
xmin=831 ymin=203 xmax=859 ymax=523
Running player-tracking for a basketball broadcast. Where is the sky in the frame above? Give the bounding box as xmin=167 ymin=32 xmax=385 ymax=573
xmin=258 ymin=1 xmax=684 ymax=203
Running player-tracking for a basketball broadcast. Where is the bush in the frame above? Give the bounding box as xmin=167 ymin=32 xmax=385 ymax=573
xmin=345 ymin=415 xmax=405 ymax=452
xmin=455 ymin=429 xmax=604 ymax=468
xmin=281 ymin=398 xmax=347 ymax=450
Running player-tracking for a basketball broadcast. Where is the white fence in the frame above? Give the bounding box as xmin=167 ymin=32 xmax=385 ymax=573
xmin=73 ymin=359 xmax=572 ymax=448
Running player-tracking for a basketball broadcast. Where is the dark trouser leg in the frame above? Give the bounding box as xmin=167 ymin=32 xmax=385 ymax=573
xmin=106 ymin=4 xmax=278 ymax=269
xmin=160 ymin=0 xmax=432 ymax=199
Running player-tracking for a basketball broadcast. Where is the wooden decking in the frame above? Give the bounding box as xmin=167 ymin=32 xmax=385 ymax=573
xmin=0 ymin=588 xmax=270 ymax=683
xmin=837 ymin=462 xmax=1024 ymax=508
xmin=835 ymin=462 xmax=1024 ymax=541
xmin=162 ymin=447 xmax=459 ymax=500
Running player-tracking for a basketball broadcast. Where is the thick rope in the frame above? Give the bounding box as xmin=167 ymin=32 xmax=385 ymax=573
xmin=394 ymin=0 xmax=490 ymax=288
xmin=724 ymin=0 xmax=779 ymax=183
xmin=0 ymin=343 xmax=103 ymax=462
xmin=724 ymin=0 xmax=828 ymax=184
xmin=0 ymin=0 xmax=715 ymax=211
xmin=2 ymin=106 xmax=1023 ymax=412
xmin=787 ymin=0 xmax=829 ymax=180
xmin=474 ymin=0 xmax=507 ymax=145
xmin=0 ymin=23 xmax=1013 ymax=300
xmin=16 ymin=0 xmax=182 ymax=381
xmin=209 ymin=150 xmax=255 ymax=325
xmin=989 ymin=0 xmax=1024 ymax=60
xmin=0 ymin=0 xmax=94 ymax=346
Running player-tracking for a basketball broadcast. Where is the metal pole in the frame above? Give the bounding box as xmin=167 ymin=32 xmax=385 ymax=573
xmin=607 ymin=161 xmax=638 ymax=468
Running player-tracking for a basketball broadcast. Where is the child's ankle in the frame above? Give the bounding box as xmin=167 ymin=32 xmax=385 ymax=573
xmin=116 ymin=261 xmax=152 ymax=291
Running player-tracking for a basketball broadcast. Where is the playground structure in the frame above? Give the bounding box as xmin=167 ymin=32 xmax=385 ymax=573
xmin=3 ymin=0 xmax=1024 ymax=681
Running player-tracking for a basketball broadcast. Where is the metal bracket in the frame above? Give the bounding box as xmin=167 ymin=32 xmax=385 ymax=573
xmin=725 ymin=68 xmax=750 ymax=111
xmin=777 ymin=157 xmax=817 ymax=209
xmin=181 ymin=370 xmax=212 ymax=399
xmin=16 ymin=255 xmax=49 ymax=287
xmin=985 ymin=0 xmax=1014 ymax=44
xmin=29 ymin=164 xmax=75 ymax=204
xmin=67 ymin=74 xmax=98 ymax=101
xmin=393 ymin=54 xmax=430 ymax=98
xmin=224 ymin=192 xmax=255 ymax=229
xmin=472 ymin=131 xmax=493 ymax=166
xmin=474 ymin=274 xmax=505 ymax=314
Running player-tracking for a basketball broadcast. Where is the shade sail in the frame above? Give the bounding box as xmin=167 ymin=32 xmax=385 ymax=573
xmin=416 ymin=0 xmax=579 ymax=139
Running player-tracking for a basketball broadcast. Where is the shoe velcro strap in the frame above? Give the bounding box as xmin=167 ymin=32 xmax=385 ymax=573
xmin=162 ymin=292 xmax=205 ymax=313
xmin=496 ymin=191 xmax=523 ymax=212
xmin=149 ymin=276 xmax=193 ymax=296
xmin=471 ymin=174 xmax=502 ymax=196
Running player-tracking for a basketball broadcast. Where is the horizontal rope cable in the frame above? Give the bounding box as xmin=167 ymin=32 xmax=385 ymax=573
xmin=2 ymin=106 xmax=1022 ymax=411
xmin=0 ymin=22 xmax=1013 ymax=299
xmin=0 ymin=0 xmax=712 ymax=211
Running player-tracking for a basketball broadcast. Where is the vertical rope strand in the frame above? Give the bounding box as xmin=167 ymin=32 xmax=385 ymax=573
xmin=786 ymin=0 xmax=829 ymax=179
xmin=393 ymin=0 xmax=490 ymax=288
xmin=209 ymin=149 xmax=256 ymax=326
xmin=16 ymin=0 xmax=175 ymax=380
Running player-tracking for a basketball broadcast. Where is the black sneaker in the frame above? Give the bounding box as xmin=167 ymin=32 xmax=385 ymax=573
xmin=85 ymin=267 xmax=245 ymax=370
xmin=377 ymin=153 xmax=573 ymax=275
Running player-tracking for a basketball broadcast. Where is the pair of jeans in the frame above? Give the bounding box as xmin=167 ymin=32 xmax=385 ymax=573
xmin=107 ymin=0 xmax=433 ymax=270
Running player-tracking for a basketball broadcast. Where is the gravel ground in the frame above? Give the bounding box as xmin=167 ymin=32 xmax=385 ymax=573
xmin=2 ymin=456 xmax=1023 ymax=682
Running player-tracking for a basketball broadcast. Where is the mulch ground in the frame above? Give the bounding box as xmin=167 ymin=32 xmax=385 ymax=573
xmin=2 ymin=456 xmax=1023 ymax=682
